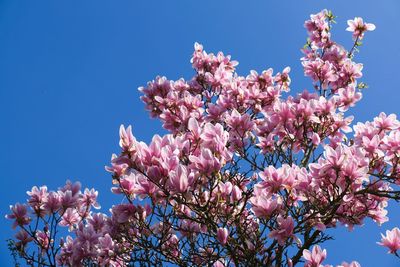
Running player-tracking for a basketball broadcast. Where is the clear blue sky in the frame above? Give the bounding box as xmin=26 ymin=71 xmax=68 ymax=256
xmin=1 ymin=1 xmax=399 ymax=266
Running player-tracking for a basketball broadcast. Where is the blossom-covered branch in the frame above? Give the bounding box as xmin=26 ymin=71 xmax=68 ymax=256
xmin=7 ymin=9 xmax=400 ymax=267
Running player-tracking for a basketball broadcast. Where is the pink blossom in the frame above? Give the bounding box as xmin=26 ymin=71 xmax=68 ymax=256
xmin=80 ymin=188 xmax=101 ymax=209
xmin=59 ymin=180 xmax=81 ymax=196
xmin=59 ymin=208 xmax=80 ymax=230
xmin=269 ymin=216 xmax=294 ymax=245
xmin=6 ymin=203 xmax=31 ymax=229
xmin=213 ymin=260 xmax=226 ymax=267
xmin=346 ymin=17 xmax=376 ymax=40
xmin=335 ymin=85 xmax=362 ymax=112
xmin=59 ymin=190 xmax=79 ymax=210
xmin=27 ymin=186 xmax=48 ymax=212
xmin=374 ymin=112 xmax=400 ymax=131
xmin=303 ymin=245 xmax=327 ymax=267
xmin=189 ymin=148 xmax=221 ymax=175
xmin=36 ymin=230 xmax=50 ymax=251
xmin=15 ymin=229 xmax=34 ymax=247
xmin=43 ymin=191 xmax=61 ymax=213
xmin=119 ymin=124 xmax=136 ymax=152
xmin=378 ymin=227 xmax=400 ymax=254
xmin=87 ymin=213 xmax=107 ymax=233
xmin=7 ymin=10 xmax=398 ymax=267
xmin=216 ymin=227 xmax=229 ymax=245
xmin=169 ymin=165 xmax=192 ymax=193
xmin=337 ymin=262 xmax=361 ymax=267
xmin=111 ymin=173 xmax=136 ymax=196
xmin=250 ymin=195 xmax=279 ymax=218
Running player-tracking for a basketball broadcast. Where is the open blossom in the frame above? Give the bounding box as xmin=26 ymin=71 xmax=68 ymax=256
xmin=346 ymin=17 xmax=376 ymax=40
xmin=189 ymin=148 xmax=221 ymax=175
xmin=378 ymin=227 xmax=400 ymax=254
xmin=44 ymin=191 xmax=61 ymax=213
xmin=6 ymin=203 xmax=31 ymax=229
xmin=303 ymin=245 xmax=327 ymax=267
xmin=27 ymin=186 xmax=48 ymax=212
xmin=374 ymin=112 xmax=400 ymax=131
xmin=59 ymin=208 xmax=80 ymax=230
xmin=80 ymin=188 xmax=101 ymax=209
xmin=251 ymin=194 xmax=280 ymax=218
xmin=335 ymin=85 xmax=362 ymax=112
xmin=269 ymin=216 xmax=294 ymax=245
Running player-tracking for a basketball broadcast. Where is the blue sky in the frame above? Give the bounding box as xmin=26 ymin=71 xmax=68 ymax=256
xmin=1 ymin=1 xmax=399 ymax=266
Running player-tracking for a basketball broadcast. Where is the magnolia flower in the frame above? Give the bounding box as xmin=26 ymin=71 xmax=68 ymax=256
xmin=15 ymin=230 xmax=34 ymax=247
xmin=5 ymin=203 xmax=31 ymax=229
xmin=59 ymin=208 xmax=80 ymax=230
xmin=169 ymin=165 xmax=191 ymax=193
xmin=338 ymin=261 xmax=361 ymax=267
xmin=119 ymin=124 xmax=136 ymax=152
xmin=378 ymin=227 xmax=400 ymax=254
xmin=216 ymin=227 xmax=229 ymax=245
xmin=346 ymin=17 xmax=376 ymax=40
xmin=303 ymin=245 xmax=327 ymax=267
xmin=269 ymin=216 xmax=294 ymax=245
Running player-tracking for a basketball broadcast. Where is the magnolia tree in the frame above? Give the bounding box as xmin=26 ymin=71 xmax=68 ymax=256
xmin=6 ymin=10 xmax=400 ymax=267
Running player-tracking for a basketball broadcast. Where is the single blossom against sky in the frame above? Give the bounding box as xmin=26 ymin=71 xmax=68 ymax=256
xmin=1 ymin=1 xmax=400 ymax=267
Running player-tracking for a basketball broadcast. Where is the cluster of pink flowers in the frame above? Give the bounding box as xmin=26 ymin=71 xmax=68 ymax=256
xmin=6 ymin=9 xmax=400 ymax=267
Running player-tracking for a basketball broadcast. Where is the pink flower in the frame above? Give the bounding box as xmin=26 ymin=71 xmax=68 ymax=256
xmin=6 ymin=203 xmax=31 ymax=229
xmin=231 ymin=185 xmax=243 ymax=202
xmin=105 ymin=154 xmax=130 ymax=177
xmin=303 ymin=245 xmax=327 ymax=267
xmin=216 ymin=227 xmax=229 ymax=245
xmin=98 ymin=234 xmax=115 ymax=265
xmin=59 ymin=208 xmax=80 ymax=230
xmin=335 ymin=85 xmax=362 ymax=112
xmin=111 ymin=204 xmax=137 ymax=223
xmin=338 ymin=261 xmax=361 ymax=267
xmin=269 ymin=216 xmax=294 ymax=245
xmin=87 ymin=213 xmax=107 ymax=233
xmin=43 ymin=191 xmax=61 ymax=213
xmin=275 ymin=67 xmax=291 ymax=91
xmin=15 ymin=230 xmax=34 ymax=247
xmin=374 ymin=112 xmax=400 ymax=131
xmin=119 ymin=124 xmax=136 ymax=152
xmin=80 ymin=188 xmax=101 ymax=209
xmin=302 ymin=59 xmax=338 ymax=89
xmin=250 ymin=195 xmax=280 ymax=218
xmin=187 ymin=118 xmax=202 ymax=140
xmin=111 ymin=173 xmax=136 ymax=196
xmin=346 ymin=17 xmax=376 ymax=40
xmin=259 ymin=165 xmax=295 ymax=193
xmin=189 ymin=148 xmax=221 ymax=175
xmin=304 ymin=10 xmax=330 ymax=48
xmin=378 ymin=227 xmax=400 ymax=254
xmin=169 ymin=165 xmax=191 ymax=193
xmin=213 ymin=260 xmax=226 ymax=267
xmin=27 ymin=186 xmax=48 ymax=212
xmin=59 ymin=190 xmax=79 ymax=210
xmin=36 ymin=230 xmax=50 ymax=251
xmin=59 ymin=180 xmax=81 ymax=196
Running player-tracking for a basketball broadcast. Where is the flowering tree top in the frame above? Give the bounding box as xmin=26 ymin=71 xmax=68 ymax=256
xmin=6 ymin=9 xmax=400 ymax=267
